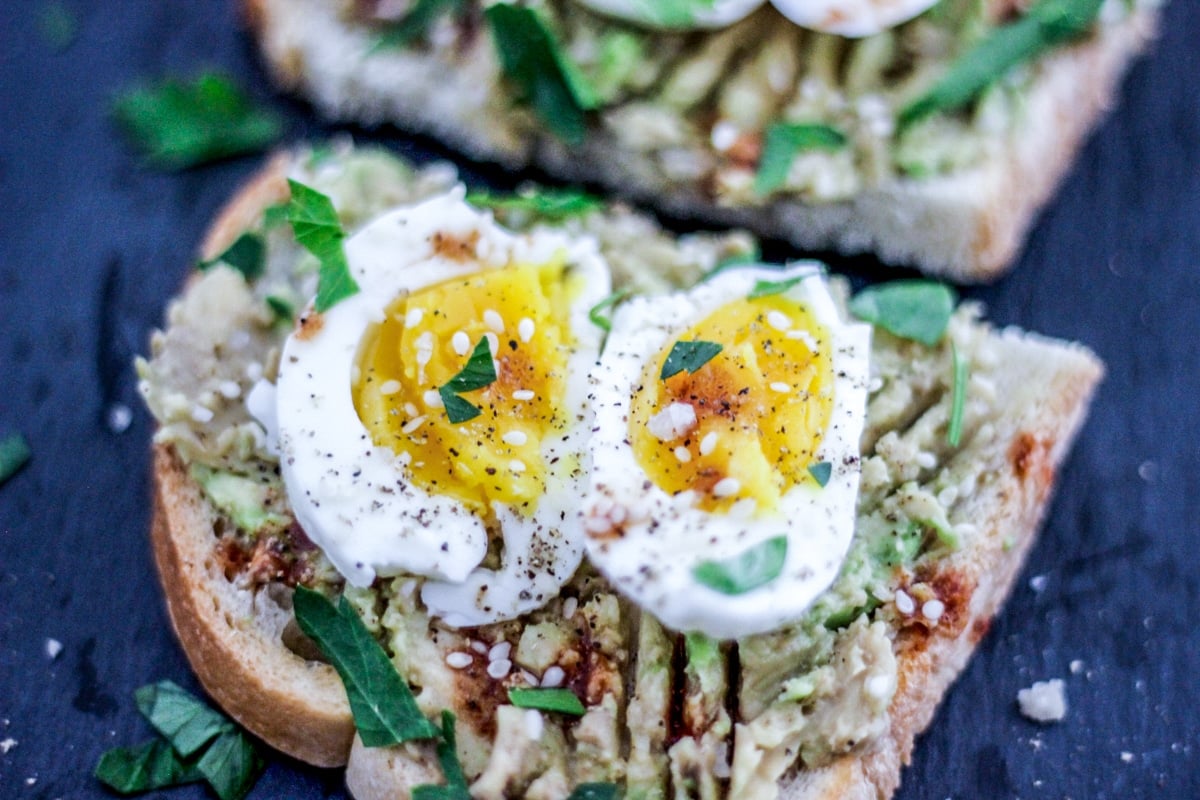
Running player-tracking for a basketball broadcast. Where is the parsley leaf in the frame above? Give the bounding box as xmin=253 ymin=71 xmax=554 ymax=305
xmin=507 ymin=687 xmax=587 ymax=716
xmin=197 ymin=729 xmax=265 ymax=800
xmin=375 ymin=0 xmax=469 ymax=49
xmin=134 ymin=681 xmax=231 ymax=757
xmin=0 ymin=433 xmax=31 ymax=487
xmin=466 ymin=187 xmax=603 ymax=221
xmin=661 ymin=340 xmax=723 ymax=380
xmin=293 ymin=586 xmax=441 ymax=745
xmin=754 ymin=123 xmax=848 ymax=196
xmin=112 ymin=73 xmax=282 ymax=170
xmin=412 ymin=711 xmax=470 ymax=800
xmin=286 ymin=180 xmax=360 ymax=313
xmin=947 ymin=344 xmax=969 ymax=447
xmin=899 ymin=0 xmax=1104 ymax=130
xmin=266 ymin=295 xmax=295 ymax=324
xmin=693 ymin=536 xmax=788 ymax=595
xmin=567 ymin=784 xmax=621 ymax=800
xmin=485 ymin=4 xmax=596 ymax=145
xmin=747 ymin=266 xmax=822 ymax=300
xmin=587 ymin=289 xmax=630 ymax=333
xmin=807 ymin=461 xmax=833 ymax=488
xmin=198 ymin=232 xmax=265 ymax=281
xmin=439 ymin=337 xmax=498 ymax=424
xmin=94 ymin=739 xmax=204 ymax=795
xmin=848 ymin=280 xmax=956 ymax=347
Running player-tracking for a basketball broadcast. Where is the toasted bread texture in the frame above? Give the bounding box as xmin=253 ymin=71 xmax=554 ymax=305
xmin=145 ymin=150 xmax=1102 ymax=798
xmin=242 ymin=0 xmax=1158 ymax=281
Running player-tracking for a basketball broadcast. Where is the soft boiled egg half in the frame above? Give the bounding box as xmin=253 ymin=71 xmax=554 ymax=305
xmin=273 ymin=189 xmax=610 ymax=626
xmin=584 ymin=264 xmax=871 ymax=639
xmin=571 ymin=0 xmax=940 ymax=37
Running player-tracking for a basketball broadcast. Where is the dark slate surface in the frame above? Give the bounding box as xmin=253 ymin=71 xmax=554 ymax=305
xmin=0 ymin=1 xmax=1197 ymax=797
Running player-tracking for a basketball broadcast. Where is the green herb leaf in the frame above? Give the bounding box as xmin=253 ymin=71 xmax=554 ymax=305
xmin=134 ymin=681 xmax=231 ymax=758
xmin=567 ymin=783 xmax=622 ymax=800
xmin=0 ymin=433 xmax=31 ymax=486
xmin=485 ymin=4 xmax=595 ymax=145
xmin=693 ymin=536 xmax=788 ymax=595
xmin=699 ymin=246 xmax=762 ymax=283
xmin=661 ymin=340 xmax=723 ymax=380
xmin=266 ymin=295 xmax=295 ymax=324
xmin=807 ymin=461 xmax=832 ymax=488
xmin=262 ymin=203 xmax=289 ymax=229
xmin=439 ymin=337 xmax=498 ymax=424
xmin=412 ymin=711 xmax=470 ymax=800
xmin=871 ymin=520 xmax=925 ymax=569
xmin=587 ymin=289 xmax=630 ymax=333
xmin=754 ymin=123 xmax=848 ymax=196
xmin=94 ymin=739 xmax=204 ymax=795
xmin=747 ymin=267 xmax=821 ymax=300
xmin=947 ymin=343 xmax=969 ymax=447
xmin=293 ymin=586 xmax=441 ymax=745
xmin=198 ymin=232 xmax=266 ymax=281
xmin=112 ymin=73 xmax=282 ymax=170
xmin=196 ymin=729 xmax=265 ymax=800
xmin=286 ymin=179 xmax=360 ymax=313
xmin=848 ymin=280 xmax=956 ymax=347
xmin=507 ymin=687 xmax=586 ymax=716
xmin=375 ymin=0 xmax=469 ymax=49
xmin=466 ymin=188 xmax=603 ymax=221
xmin=898 ymin=0 xmax=1104 ymax=130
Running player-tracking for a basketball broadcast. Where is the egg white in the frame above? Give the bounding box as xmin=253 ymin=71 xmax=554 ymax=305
xmin=273 ymin=188 xmax=611 ymax=627
xmin=571 ymin=0 xmax=937 ymax=36
xmin=583 ymin=264 xmax=871 ymax=639
xmin=572 ymin=0 xmax=764 ymax=30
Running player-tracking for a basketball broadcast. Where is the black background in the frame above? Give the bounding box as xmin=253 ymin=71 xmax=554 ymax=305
xmin=1 ymin=1 xmax=1197 ymax=797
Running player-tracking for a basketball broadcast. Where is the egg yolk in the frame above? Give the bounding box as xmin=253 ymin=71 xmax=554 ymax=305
xmin=628 ymin=296 xmax=834 ymax=514
xmin=353 ymin=258 xmax=578 ymax=516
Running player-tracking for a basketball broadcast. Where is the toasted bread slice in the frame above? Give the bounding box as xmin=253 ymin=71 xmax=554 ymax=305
xmin=143 ymin=148 xmax=1102 ymax=798
xmin=242 ymin=0 xmax=1157 ymax=280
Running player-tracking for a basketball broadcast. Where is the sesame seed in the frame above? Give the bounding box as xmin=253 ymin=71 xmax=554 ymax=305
xmin=866 ymin=674 xmax=893 ymax=699
xmin=396 ymin=451 xmax=412 ymax=466
xmin=381 ymin=379 xmax=402 ymax=395
xmin=470 ymin=640 xmax=489 ymax=654
xmin=699 ymin=432 xmax=718 ymax=456
xmin=786 ymin=329 xmax=819 ymax=351
xmin=405 ymin=308 xmax=424 ymax=328
xmin=513 ymin=390 xmax=536 ymax=401
xmin=404 ymin=402 xmax=419 ymax=417
xmin=674 ymin=446 xmax=692 ymax=463
xmin=562 ymin=597 xmax=578 ymax=618
xmin=245 ymin=362 xmax=264 ymax=382
xmin=521 ymin=670 xmax=538 ymax=686
xmin=402 ymin=416 xmax=427 ymax=434
xmin=541 ymin=666 xmax=565 ymax=688
xmin=518 ymin=317 xmax=535 ymax=342
xmin=922 ymin=599 xmax=945 ymax=622
xmin=503 ymin=431 xmax=528 ymax=446
xmin=415 ymin=332 xmax=434 ymax=365
xmin=452 ymin=331 xmax=470 ymax=356
xmin=712 ymin=477 xmax=741 ymax=498
xmin=424 ymin=389 xmax=444 ymax=408
xmin=218 ymin=380 xmax=242 ymax=399
xmin=484 ymin=332 xmax=499 ymax=355
xmin=190 ymin=405 xmax=214 ymax=424
xmin=484 ymin=309 xmax=505 ymax=333
xmin=445 ymin=652 xmax=472 ymax=669
xmin=711 ymin=120 xmax=738 ymax=152
xmin=767 ymin=311 xmax=792 ymax=331
xmin=488 ymin=641 xmax=512 ymax=662
xmin=523 ymin=709 xmax=544 ymax=740
xmin=729 ymin=498 xmax=757 ymax=518
xmin=487 ymin=658 xmax=512 ymax=680
xmin=510 ymin=460 xmax=526 ymax=473
xmin=770 ymin=381 xmax=791 ymax=393
xmin=895 ymin=589 xmax=915 ymax=615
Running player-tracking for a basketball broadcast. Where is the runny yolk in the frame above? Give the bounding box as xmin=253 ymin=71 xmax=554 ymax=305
xmin=628 ymin=296 xmax=834 ymax=514
xmin=353 ymin=259 xmax=576 ymax=516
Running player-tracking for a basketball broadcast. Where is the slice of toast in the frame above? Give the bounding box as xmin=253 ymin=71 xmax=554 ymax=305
xmin=140 ymin=146 xmax=1102 ymax=798
xmin=242 ymin=0 xmax=1158 ymax=281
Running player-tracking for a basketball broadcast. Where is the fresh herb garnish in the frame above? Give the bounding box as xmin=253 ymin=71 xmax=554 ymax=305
xmin=947 ymin=344 xmax=968 ymax=447
xmin=693 ymin=536 xmax=788 ymax=595
xmin=700 ymin=247 xmax=762 ymax=283
xmin=266 ymin=295 xmax=295 ymax=324
xmin=262 ymin=203 xmax=289 ymax=229
xmin=848 ymin=280 xmax=956 ymax=347
xmin=196 ymin=729 xmax=263 ymax=800
xmin=485 ymin=4 xmax=597 ymax=146
xmin=198 ymin=232 xmax=265 ymax=281
xmin=661 ymin=340 xmax=723 ymax=380
xmin=286 ymin=180 xmax=360 ymax=313
xmin=293 ymin=586 xmax=440 ymax=745
xmin=94 ymin=739 xmax=204 ymax=795
xmin=807 ymin=461 xmax=833 ymax=488
xmin=507 ymin=687 xmax=586 ymax=716
xmin=0 ymin=434 xmax=31 ymax=486
xmin=747 ymin=266 xmax=821 ymax=299
xmin=438 ymin=337 xmax=498 ymax=424
xmin=412 ymin=711 xmax=471 ymax=800
xmin=587 ymin=289 xmax=630 ymax=333
xmin=112 ymin=73 xmax=282 ymax=170
xmin=566 ymin=783 xmax=622 ymax=800
xmin=898 ymin=0 xmax=1104 ymax=130
xmin=466 ymin=187 xmax=603 ymax=221
xmin=754 ymin=122 xmax=848 ymax=196
xmin=135 ymin=681 xmax=232 ymax=757
xmin=374 ymin=0 xmax=469 ymax=49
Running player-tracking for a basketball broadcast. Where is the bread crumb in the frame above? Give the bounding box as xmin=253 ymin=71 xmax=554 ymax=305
xmin=1069 ymin=659 xmax=1084 ymax=674
xmin=0 ymin=738 xmax=16 ymax=754
xmin=1120 ymin=751 xmax=1135 ymax=763
xmin=1029 ymin=574 xmax=1047 ymax=593
xmin=1018 ymin=678 xmax=1067 ymax=723
xmin=44 ymin=638 xmax=62 ymax=660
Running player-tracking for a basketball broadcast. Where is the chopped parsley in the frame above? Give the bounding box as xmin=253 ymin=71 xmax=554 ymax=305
xmin=693 ymin=536 xmax=789 ymax=595
xmin=754 ymin=122 xmax=848 ymax=196
xmin=0 ymin=434 xmax=31 ymax=487
xmin=94 ymin=739 xmax=204 ymax=795
xmin=112 ymin=73 xmax=282 ymax=170
xmin=747 ymin=266 xmax=821 ymax=300
xmin=587 ymin=289 xmax=630 ymax=333
xmin=848 ymin=280 xmax=956 ymax=347
xmin=661 ymin=340 xmax=723 ymax=380
xmin=198 ymin=232 xmax=265 ymax=281
xmin=948 ymin=343 xmax=969 ymax=447
xmin=507 ymin=687 xmax=587 ymax=716
xmin=807 ymin=461 xmax=833 ymax=488
xmin=266 ymin=295 xmax=295 ymax=324
xmin=286 ymin=180 xmax=360 ymax=313
xmin=466 ymin=187 xmax=603 ymax=221
xmin=412 ymin=711 xmax=471 ymax=800
xmin=439 ymin=337 xmax=499 ymax=424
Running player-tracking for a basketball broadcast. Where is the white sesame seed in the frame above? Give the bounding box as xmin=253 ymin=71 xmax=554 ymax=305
xmin=488 ymin=641 xmax=512 ymax=662
xmin=521 ymin=670 xmax=538 ymax=686
xmin=484 ymin=309 xmax=505 ymax=333
xmin=712 ymin=477 xmax=741 ymax=498
xmin=404 ymin=402 xmax=419 ymax=417
xmin=512 ymin=390 xmax=536 ymax=401
xmin=767 ymin=311 xmax=792 ymax=331
xmin=445 ymin=652 xmax=472 ymax=669
xmin=452 ymin=331 xmax=470 ymax=356
xmin=245 ymin=362 xmax=263 ymax=382
xmin=729 ymin=498 xmax=757 ymax=518
xmin=895 ymin=590 xmax=915 ymax=615
xmin=218 ymin=380 xmax=242 ymax=399
xmin=396 ymin=452 xmax=413 ymax=467
xmin=541 ymin=666 xmax=565 ymax=688
xmin=699 ymin=432 xmax=718 ymax=456
xmin=377 ymin=380 xmax=401 ymax=396
xmin=770 ymin=381 xmax=791 ymax=393
xmin=484 ymin=332 xmax=499 ymax=355
xmin=415 ymin=332 xmax=434 ymax=365
xmin=562 ymin=597 xmax=578 ymax=619
xmin=518 ymin=317 xmax=535 ymax=343
xmin=866 ymin=674 xmax=893 ymax=699
xmin=523 ymin=709 xmax=544 ymax=741
xmin=647 ymin=402 xmax=697 ymax=442
xmin=190 ymin=405 xmax=214 ymax=424
xmin=487 ymin=658 xmax=512 ymax=680
xmin=673 ymin=446 xmax=692 ymax=463
xmin=402 ymin=416 xmax=427 ymax=434
xmin=470 ymin=640 xmax=489 ymax=654
xmin=503 ymin=431 xmax=528 ymax=446
xmin=711 ymin=120 xmax=739 ymax=152
xmin=922 ymin=599 xmax=945 ymax=622
xmin=405 ymin=308 xmax=424 ymax=328
xmin=423 ymin=389 xmax=444 ymax=408
xmin=510 ymin=460 xmax=526 ymax=473
xmin=786 ymin=329 xmax=819 ymax=351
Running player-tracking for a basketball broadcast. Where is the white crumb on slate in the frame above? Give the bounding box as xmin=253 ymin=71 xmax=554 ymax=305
xmin=1029 ymin=574 xmax=1048 ymax=592
xmin=0 ymin=738 xmax=16 ymax=754
xmin=106 ymin=402 xmax=133 ymax=434
xmin=1121 ymin=751 xmax=1135 ymax=763
xmin=1069 ymin=659 xmax=1084 ymax=674
xmin=1018 ymin=678 xmax=1068 ymax=723
xmin=45 ymin=638 xmax=63 ymax=659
